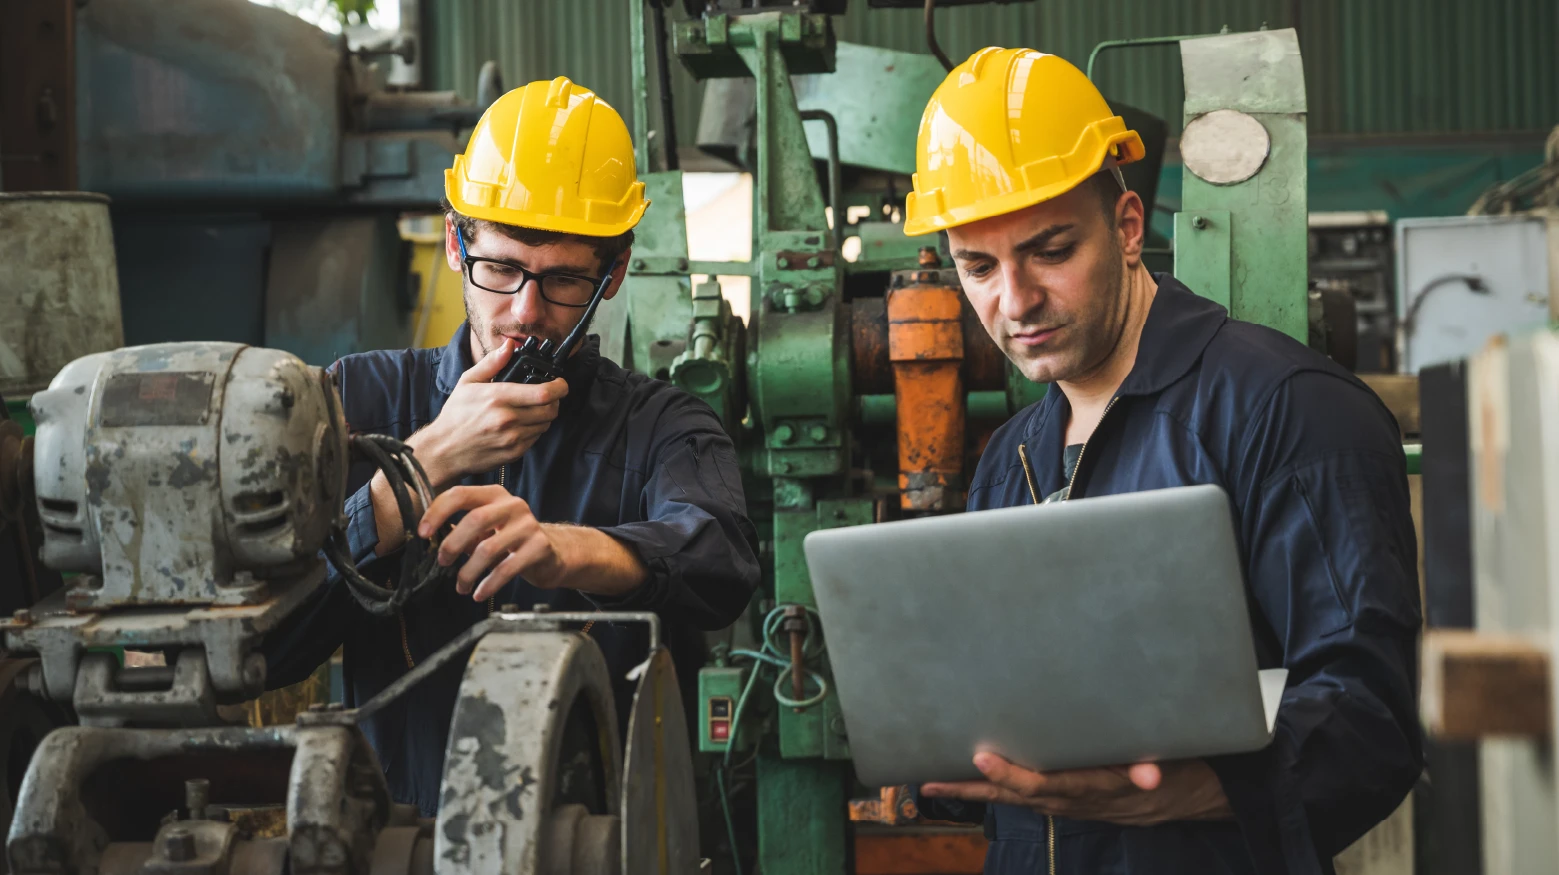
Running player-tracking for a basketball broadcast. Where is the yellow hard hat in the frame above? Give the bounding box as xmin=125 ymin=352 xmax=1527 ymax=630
xmin=903 ymin=47 xmax=1145 ymax=236
xmin=445 ymin=76 xmax=649 ymax=237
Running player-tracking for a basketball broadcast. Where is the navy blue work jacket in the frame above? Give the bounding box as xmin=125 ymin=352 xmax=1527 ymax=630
xmin=263 ymin=325 xmax=760 ymax=816
xmin=926 ymin=276 xmax=1422 ymax=875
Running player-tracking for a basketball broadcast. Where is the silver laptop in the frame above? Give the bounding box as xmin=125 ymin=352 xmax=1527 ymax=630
xmin=803 ymin=483 xmax=1284 ymax=787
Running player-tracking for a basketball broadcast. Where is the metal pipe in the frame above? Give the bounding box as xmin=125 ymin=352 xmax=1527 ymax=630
xmin=1084 ymin=32 xmax=1227 ymax=82
xmin=856 ymin=391 xmax=1009 ymax=423
xmin=798 ymin=110 xmax=841 ymax=252
xmin=630 ymin=0 xmax=651 ymax=173
xmin=650 ymin=0 xmax=680 ymax=171
xmin=923 ymin=0 xmax=954 ymax=72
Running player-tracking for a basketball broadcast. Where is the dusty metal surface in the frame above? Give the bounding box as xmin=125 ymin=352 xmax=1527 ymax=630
xmin=434 ymin=630 xmax=621 ymax=875
xmin=26 ymin=342 xmax=345 ymax=609
xmin=0 ymin=194 xmax=122 ymax=399
xmin=621 ymin=647 xmax=699 ymax=875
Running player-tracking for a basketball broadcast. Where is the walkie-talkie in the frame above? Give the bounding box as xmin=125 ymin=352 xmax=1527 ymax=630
xmin=494 ymin=260 xmax=620 ymax=384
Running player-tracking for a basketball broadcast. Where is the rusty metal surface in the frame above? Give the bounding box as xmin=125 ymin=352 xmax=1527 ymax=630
xmin=5 ymin=724 xmax=388 ymax=875
xmin=0 ymin=0 xmax=76 ymax=191
xmin=0 ymin=194 xmax=122 ymax=399
xmin=849 ymin=298 xmax=891 ymax=395
xmin=846 ymin=786 xmax=918 ymax=825
xmin=621 ymin=647 xmax=699 ymax=875
xmin=434 ymin=629 xmax=621 ymax=875
xmin=887 ymin=272 xmax=966 ymax=512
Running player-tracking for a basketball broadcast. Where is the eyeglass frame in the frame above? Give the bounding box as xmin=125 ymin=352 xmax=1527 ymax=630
xmin=455 ymin=227 xmax=609 ymax=309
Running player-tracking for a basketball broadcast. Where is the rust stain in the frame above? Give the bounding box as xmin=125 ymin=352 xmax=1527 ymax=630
xmin=888 ymin=282 xmax=966 ymax=512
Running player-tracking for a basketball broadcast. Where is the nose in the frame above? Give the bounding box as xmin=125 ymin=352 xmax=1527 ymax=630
xmin=996 ymin=261 xmax=1044 ymax=323
xmin=510 ymin=278 xmax=548 ymax=325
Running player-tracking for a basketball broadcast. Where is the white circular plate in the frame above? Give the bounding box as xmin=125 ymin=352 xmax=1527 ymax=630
xmin=1180 ymin=109 xmax=1271 ymax=186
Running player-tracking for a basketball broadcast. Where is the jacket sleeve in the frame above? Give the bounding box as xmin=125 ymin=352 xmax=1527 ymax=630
xmin=588 ymin=400 xmax=760 ymax=630
xmin=1208 ymin=371 xmax=1424 ymax=874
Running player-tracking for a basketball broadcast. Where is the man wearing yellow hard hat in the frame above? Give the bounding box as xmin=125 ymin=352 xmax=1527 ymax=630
xmin=262 ymin=77 xmax=759 ymax=816
xmin=910 ymin=49 xmax=1420 ymax=874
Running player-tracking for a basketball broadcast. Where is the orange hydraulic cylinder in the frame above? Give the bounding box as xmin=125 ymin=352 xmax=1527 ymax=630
xmin=887 ymin=275 xmax=965 ymax=512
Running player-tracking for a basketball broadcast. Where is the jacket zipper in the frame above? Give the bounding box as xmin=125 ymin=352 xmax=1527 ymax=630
xmin=1019 ymin=395 xmax=1121 ymax=874
xmin=1062 ymin=395 xmax=1120 ymax=502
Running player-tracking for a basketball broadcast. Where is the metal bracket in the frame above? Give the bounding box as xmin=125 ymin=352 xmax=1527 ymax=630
xmin=1173 ymin=210 xmax=1232 ymax=312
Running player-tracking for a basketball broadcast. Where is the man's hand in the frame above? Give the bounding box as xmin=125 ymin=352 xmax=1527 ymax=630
xmin=919 ymin=753 xmax=1232 ymax=827
xmin=418 ymin=485 xmax=648 ymax=601
xmin=407 ymin=339 xmax=569 ymax=489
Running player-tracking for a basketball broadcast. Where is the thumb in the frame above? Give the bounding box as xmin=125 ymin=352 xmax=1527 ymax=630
xmin=462 ymin=338 xmax=513 ymax=383
xmin=1126 ymin=763 xmax=1162 ymax=791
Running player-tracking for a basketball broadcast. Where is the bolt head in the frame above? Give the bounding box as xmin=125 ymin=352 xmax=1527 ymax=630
xmin=632 ymin=259 xmax=647 ymax=271
xmin=163 ymin=828 xmax=196 ymax=862
xmin=776 ymin=256 xmax=790 ymax=269
xmin=11 ymin=608 xmax=32 ymax=626
xmin=532 ymin=603 xmax=551 ymax=613
xmin=1191 ymin=215 xmax=1209 ymax=230
xmin=773 ymin=424 xmax=794 ymax=444
xmin=808 ymin=424 xmax=828 ymax=442
xmin=499 ymin=603 xmax=520 ymax=614
xmin=806 ymin=256 xmax=820 ymax=268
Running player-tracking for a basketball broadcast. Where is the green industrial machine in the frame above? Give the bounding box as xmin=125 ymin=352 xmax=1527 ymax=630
xmin=603 ymin=5 xmax=1322 ymax=872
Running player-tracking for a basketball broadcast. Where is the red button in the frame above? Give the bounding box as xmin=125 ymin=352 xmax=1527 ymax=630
xmin=711 ymin=721 xmax=730 ymax=741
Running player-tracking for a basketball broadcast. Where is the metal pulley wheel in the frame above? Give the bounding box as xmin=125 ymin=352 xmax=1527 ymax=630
xmin=435 ymin=628 xmax=700 ymax=875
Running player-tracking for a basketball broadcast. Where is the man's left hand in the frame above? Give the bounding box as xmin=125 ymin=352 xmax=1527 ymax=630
xmin=418 ymin=485 xmax=566 ymax=600
xmin=920 ymin=753 xmax=1232 ymax=827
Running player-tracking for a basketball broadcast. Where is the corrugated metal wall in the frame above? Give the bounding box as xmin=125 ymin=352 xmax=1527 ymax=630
xmin=424 ymin=0 xmax=1559 ymax=141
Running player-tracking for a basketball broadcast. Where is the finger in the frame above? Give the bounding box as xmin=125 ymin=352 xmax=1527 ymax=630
xmin=505 ymin=401 xmax=562 ymax=427
xmin=1127 ymin=763 xmax=1162 ymax=791
xmin=461 ymin=338 xmax=515 ymax=384
xmin=438 ymin=502 xmax=518 ymax=567
xmin=490 ymin=381 xmax=568 ymax=411
xmin=971 ymin=753 xmax=1051 ymax=798
xmin=418 ymin=486 xmax=508 ymax=538
xmin=471 ymin=533 xmax=552 ymax=602
xmin=458 ymin=513 xmax=540 ymax=590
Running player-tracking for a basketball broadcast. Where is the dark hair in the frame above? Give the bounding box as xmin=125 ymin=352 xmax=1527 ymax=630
xmin=441 ymin=197 xmax=635 ymax=273
xmin=1084 ymin=169 xmax=1127 ymax=228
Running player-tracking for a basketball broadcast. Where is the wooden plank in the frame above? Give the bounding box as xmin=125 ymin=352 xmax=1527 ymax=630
xmin=1360 ymin=374 xmax=1421 ymax=437
xmin=854 ymin=828 xmax=987 ymax=875
xmin=1421 ymin=629 xmax=1552 ymax=740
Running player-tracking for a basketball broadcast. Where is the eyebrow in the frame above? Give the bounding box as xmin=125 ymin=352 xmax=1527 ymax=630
xmin=951 ymin=223 xmax=1075 ymax=262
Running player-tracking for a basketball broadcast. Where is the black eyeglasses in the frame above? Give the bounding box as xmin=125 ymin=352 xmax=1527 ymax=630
xmin=456 ymin=228 xmax=603 ymax=308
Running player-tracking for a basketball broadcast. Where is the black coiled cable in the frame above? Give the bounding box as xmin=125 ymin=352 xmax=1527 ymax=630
xmin=322 ymin=434 xmax=459 ymax=617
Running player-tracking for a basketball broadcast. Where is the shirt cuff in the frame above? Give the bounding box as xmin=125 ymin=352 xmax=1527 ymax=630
xmin=343 ymin=482 xmax=381 ymax=565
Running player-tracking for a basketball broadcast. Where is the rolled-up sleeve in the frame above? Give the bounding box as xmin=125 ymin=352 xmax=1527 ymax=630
xmin=1209 ymin=371 xmax=1423 ymax=873
xmin=593 ymin=407 xmax=760 ymax=630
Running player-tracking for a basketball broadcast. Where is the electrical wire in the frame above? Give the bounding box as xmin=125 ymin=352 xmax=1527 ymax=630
xmin=714 ymin=604 xmax=831 ymax=875
xmin=322 ymin=434 xmax=460 ymax=618
xmin=923 ymin=0 xmax=955 ymax=72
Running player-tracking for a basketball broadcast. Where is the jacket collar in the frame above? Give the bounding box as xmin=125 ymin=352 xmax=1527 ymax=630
xmin=1115 ymin=273 xmax=1228 ymax=398
xmin=433 ymin=322 xmax=603 ymax=401
xmin=1022 ymin=273 xmax=1227 ymax=440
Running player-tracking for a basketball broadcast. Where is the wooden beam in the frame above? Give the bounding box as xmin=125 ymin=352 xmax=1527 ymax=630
xmin=1422 ymin=629 xmax=1551 ymax=740
xmin=854 ymin=828 xmax=987 ymax=875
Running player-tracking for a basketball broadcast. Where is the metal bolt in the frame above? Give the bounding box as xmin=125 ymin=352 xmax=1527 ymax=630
xmin=807 ymin=256 xmax=820 ymax=269
xmin=499 ymin=603 xmax=520 ymax=614
xmin=773 ymin=424 xmax=794 ymax=445
xmin=676 ymin=257 xmax=689 ymax=271
xmin=11 ymin=608 xmax=32 ymax=626
xmin=776 ymin=256 xmax=790 ymax=269
xmin=778 ymin=461 xmax=792 ymax=474
xmin=307 ymin=703 xmax=326 ymax=712
xmin=532 ymin=603 xmax=551 ymax=614
xmin=632 ymin=259 xmax=647 ymax=271
xmin=163 ymin=828 xmax=196 ymax=862
xmin=185 ymin=779 xmax=210 ymax=821
xmin=325 ymin=702 xmax=345 ymax=711
xmin=808 ymin=424 xmax=828 ymax=442
xmin=829 ymin=715 xmax=847 ymax=735
xmin=1191 ymin=215 xmax=1208 ymax=230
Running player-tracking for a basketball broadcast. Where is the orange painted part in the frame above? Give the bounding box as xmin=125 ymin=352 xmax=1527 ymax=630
xmin=888 ymin=284 xmax=966 ymax=511
xmin=848 ymin=786 xmax=919 ymax=825
xmin=854 ymin=830 xmax=988 ymax=875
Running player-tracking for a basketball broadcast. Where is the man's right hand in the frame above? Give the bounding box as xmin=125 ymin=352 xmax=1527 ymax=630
xmin=369 ymin=340 xmax=568 ymax=556
xmin=405 ymin=339 xmax=569 ymax=490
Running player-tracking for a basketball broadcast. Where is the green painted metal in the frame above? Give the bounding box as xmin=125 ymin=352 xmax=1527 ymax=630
xmin=1086 ymin=32 xmax=1225 ymax=81
xmin=616 ymin=171 xmax=695 ymax=378
xmin=1404 ymin=443 xmax=1422 ymax=476
xmin=756 ymin=755 xmax=847 ymax=875
xmin=856 ymin=390 xmax=1018 ymax=424
xmin=1173 ymin=210 xmax=1231 ymax=311
xmin=1174 ymin=29 xmax=1309 ymax=342
xmin=5 ymin=399 xmax=35 ymax=435
xmin=792 ymin=42 xmax=947 ymax=176
xmin=671 ymin=281 xmax=743 ymax=431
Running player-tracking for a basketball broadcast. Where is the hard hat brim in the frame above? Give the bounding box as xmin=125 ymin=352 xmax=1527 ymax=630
xmin=446 ymin=193 xmax=651 ymax=238
xmin=903 ymin=128 xmax=1145 ymax=237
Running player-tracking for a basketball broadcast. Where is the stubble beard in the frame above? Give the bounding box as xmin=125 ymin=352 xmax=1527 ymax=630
xmin=1006 ymin=240 xmax=1128 ymax=385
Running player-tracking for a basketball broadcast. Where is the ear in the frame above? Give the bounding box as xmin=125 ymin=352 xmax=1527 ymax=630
xmin=601 ymin=247 xmax=632 ymax=301
xmin=1115 ymin=190 xmax=1147 ymax=268
xmin=444 ymin=216 xmax=464 ymax=273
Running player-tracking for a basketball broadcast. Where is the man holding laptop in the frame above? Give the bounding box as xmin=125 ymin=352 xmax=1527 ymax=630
xmin=902 ymin=48 xmax=1422 ymax=873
